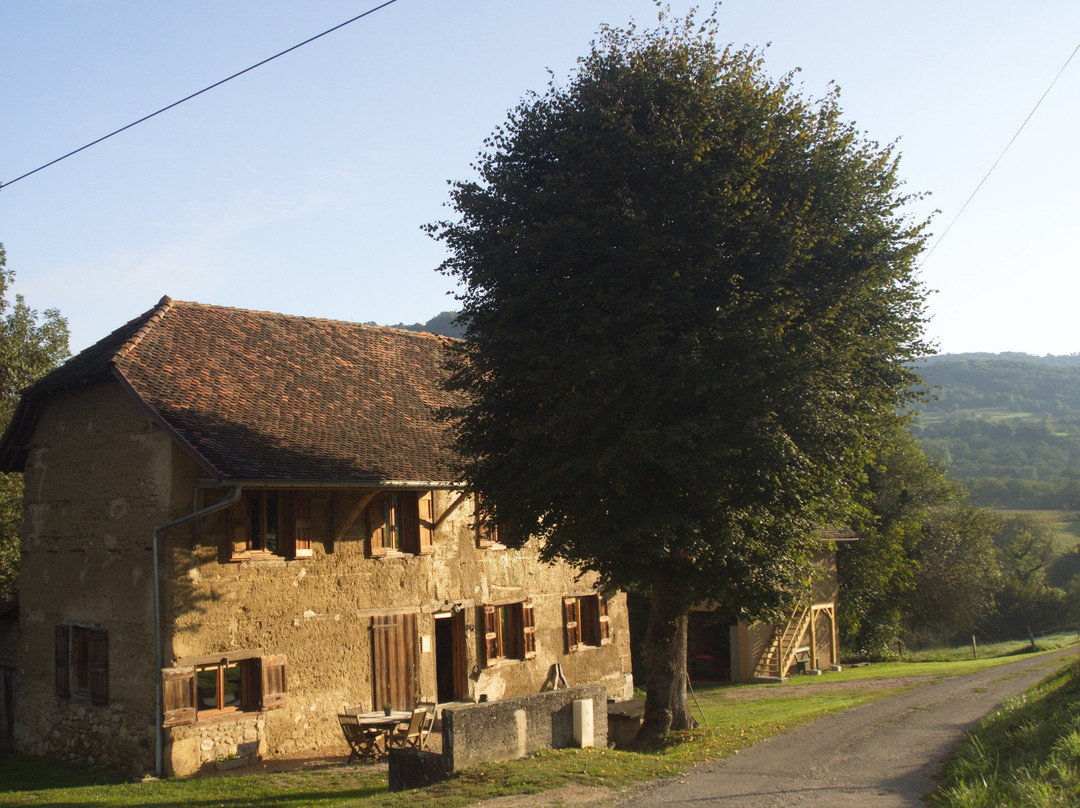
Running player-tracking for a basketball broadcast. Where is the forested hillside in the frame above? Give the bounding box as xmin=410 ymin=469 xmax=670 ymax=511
xmin=912 ymin=353 xmax=1080 ymax=508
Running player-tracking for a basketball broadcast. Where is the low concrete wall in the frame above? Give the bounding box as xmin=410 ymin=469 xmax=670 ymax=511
xmin=388 ymin=748 xmax=453 ymax=791
xmin=441 ymin=685 xmax=607 ymax=771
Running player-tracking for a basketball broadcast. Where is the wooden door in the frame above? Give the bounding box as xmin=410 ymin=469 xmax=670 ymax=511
xmin=435 ymin=611 xmax=467 ymax=702
xmin=372 ymin=613 xmax=418 ymax=711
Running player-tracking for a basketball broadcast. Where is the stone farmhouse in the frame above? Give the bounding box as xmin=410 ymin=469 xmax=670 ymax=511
xmin=0 ymin=297 xmax=633 ymax=776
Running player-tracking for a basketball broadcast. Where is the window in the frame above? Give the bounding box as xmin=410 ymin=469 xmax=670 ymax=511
xmin=196 ymin=660 xmax=246 ymax=714
xmin=229 ymin=491 xmax=312 ymax=559
xmin=564 ymin=594 xmax=610 ymax=652
xmin=481 ymin=602 xmax=535 ymax=666
xmin=367 ymin=491 xmax=434 ymax=556
xmin=474 ymin=496 xmax=504 ymax=549
xmin=162 ymin=653 xmax=286 ymax=726
xmin=54 ymin=624 xmax=108 ymax=705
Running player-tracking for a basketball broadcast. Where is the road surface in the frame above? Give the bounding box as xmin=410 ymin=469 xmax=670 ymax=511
xmin=613 ymin=649 xmax=1074 ymax=808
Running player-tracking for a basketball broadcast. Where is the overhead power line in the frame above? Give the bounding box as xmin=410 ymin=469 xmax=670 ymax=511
xmin=920 ymin=37 xmax=1080 ymax=266
xmin=0 ymin=0 xmax=400 ymax=190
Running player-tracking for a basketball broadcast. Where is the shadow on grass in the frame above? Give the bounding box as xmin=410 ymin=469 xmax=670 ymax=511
xmin=0 ymin=755 xmax=387 ymax=808
xmin=0 ymin=754 xmax=127 ymax=791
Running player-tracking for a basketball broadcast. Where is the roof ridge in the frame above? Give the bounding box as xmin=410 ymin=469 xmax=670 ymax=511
xmin=114 ymin=295 xmax=174 ymax=362
xmin=161 ymin=299 xmax=460 ymax=344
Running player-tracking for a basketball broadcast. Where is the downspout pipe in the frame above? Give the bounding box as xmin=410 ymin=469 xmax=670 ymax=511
xmin=152 ymin=484 xmax=243 ymax=778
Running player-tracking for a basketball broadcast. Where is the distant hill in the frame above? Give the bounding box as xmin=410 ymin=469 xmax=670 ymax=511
xmin=912 ymin=353 xmax=1080 ymax=508
xmin=389 ymin=311 xmax=464 ymax=338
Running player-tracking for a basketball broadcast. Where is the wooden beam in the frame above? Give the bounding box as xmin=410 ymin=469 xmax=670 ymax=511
xmin=434 ymin=492 xmax=467 ymax=528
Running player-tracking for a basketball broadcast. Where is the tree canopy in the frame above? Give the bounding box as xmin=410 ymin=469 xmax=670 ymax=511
xmin=430 ymin=10 xmax=930 ymax=740
xmin=0 ymin=244 xmax=69 ymax=602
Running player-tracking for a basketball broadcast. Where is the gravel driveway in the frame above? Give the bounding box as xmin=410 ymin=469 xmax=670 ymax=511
xmin=613 ymin=648 xmax=1075 ymax=808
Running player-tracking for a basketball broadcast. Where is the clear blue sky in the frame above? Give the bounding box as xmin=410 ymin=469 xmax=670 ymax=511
xmin=2 ymin=1 xmax=1078 ymax=356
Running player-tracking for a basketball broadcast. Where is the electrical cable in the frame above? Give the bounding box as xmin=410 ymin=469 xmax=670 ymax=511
xmin=0 ymin=0 xmax=400 ymax=190
xmin=919 ymin=37 xmax=1080 ymax=266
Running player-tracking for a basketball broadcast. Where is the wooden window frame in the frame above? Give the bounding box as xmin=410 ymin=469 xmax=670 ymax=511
xmin=481 ymin=602 xmax=535 ymax=666
xmin=162 ymin=653 xmax=286 ymax=727
xmin=229 ymin=491 xmax=313 ymax=560
xmin=565 ymin=594 xmax=610 ymax=652
xmin=475 ymin=496 xmax=505 ymax=550
xmin=55 ymin=624 xmax=108 ymax=705
xmin=368 ymin=491 xmax=434 ymax=557
xmin=194 ymin=659 xmax=251 ymax=717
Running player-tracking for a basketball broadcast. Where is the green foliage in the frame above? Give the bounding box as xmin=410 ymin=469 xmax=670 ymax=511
xmin=932 ymin=661 xmax=1080 ymax=808
xmin=430 ymin=9 xmax=930 ymax=616
xmin=431 ymin=9 xmax=930 ymax=737
xmin=975 ymin=514 xmax=1078 ymax=641
xmin=839 ymin=425 xmax=1000 ymax=655
xmin=0 ymin=244 xmax=70 ymax=602
xmin=903 ymin=503 xmax=1002 ymax=646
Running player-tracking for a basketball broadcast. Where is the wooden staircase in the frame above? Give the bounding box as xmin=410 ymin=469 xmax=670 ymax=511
xmin=753 ymin=605 xmax=813 ymax=681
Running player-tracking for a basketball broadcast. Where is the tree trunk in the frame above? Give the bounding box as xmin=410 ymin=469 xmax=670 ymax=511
xmin=631 ymin=578 xmax=697 ymax=747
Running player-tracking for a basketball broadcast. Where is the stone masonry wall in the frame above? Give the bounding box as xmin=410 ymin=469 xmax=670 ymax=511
xmin=16 ymin=381 xmax=178 ymax=771
xmin=165 ymin=484 xmax=633 ymax=774
xmin=14 ymin=377 xmax=634 ymax=776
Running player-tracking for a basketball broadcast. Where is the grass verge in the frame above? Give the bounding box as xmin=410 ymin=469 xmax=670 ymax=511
xmin=931 ymin=659 xmax=1080 ymax=808
xmin=0 ymin=643 xmax=1072 ymax=808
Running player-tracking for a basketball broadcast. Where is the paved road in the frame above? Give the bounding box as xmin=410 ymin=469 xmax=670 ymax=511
xmin=614 ymin=649 xmax=1075 ymax=808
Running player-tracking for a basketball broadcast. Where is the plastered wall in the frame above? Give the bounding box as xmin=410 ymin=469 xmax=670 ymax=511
xmin=165 ymin=485 xmax=633 ymax=774
xmin=14 ymin=378 xmax=633 ymax=776
xmin=16 ymin=381 xmax=178 ymax=769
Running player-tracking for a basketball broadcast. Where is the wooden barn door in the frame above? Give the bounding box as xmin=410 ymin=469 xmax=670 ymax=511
xmin=372 ymin=613 xmax=418 ymax=711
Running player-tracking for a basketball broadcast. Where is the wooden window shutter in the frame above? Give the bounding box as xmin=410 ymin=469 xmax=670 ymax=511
xmin=417 ymin=491 xmax=434 ymax=555
xmin=292 ymin=492 xmax=312 ymax=558
xmin=598 ymin=595 xmax=611 ymax=645
xmin=522 ymin=602 xmax=536 ymax=659
xmin=482 ymin=606 xmax=498 ymax=666
xmin=367 ymin=496 xmax=387 ymax=557
xmin=89 ymin=629 xmax=108 ymax=705
xmin=229 ymin=494 xmax=251 ymax=556
xmin=260 ymin=655 xmax=288 ymax=710
xmin=54 ymin=625 xmax=69 ymax=698
xmin=563 ymin=598 xmax=580 ymax=653
xmin=161 ymin=666 xmax=196 ymax=726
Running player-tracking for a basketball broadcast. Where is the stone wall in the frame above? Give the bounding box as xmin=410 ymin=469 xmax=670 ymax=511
xmin=165 ymin=483 xmax=633 ymax=774
xmin=440 ymin=685 xmax=608 ymax=770
xmin=14 ymin=377 xmax=634 ymax=776
xmin=15 ymin=381 xmax=175 ymax=771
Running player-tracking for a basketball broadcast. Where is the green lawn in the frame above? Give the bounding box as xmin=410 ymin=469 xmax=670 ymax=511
xmin=931 ymin=659 xmax=1080 ymax=808
xmin=2 ymin=641 xmax=1075 ymax=808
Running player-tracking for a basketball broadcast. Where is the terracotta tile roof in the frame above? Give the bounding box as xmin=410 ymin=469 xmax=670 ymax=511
xmin=2 ymin=297 xmax=463 ymax=484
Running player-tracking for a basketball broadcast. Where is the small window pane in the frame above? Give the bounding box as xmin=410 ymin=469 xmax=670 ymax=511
xmin=248 ymin=497 xmax=262 ymax=550
xmin=222 ymin=664 xmax=242 ymax=708
xmin=265 ymin=492 xmax=279 ymax=553
xmin=196 ymin=668 xmax=219 ymax=710
xmin=385 ymin=495 xmax=402 ymax=551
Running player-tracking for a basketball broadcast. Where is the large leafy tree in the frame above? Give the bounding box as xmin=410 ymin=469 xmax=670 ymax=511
xmin=430 ymin=11 xmax=930 ymax=742
xmin=839 ymin=425 xmax=957 ymax=655
xmin=0 ymin=243 xmax=70 ymax=602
